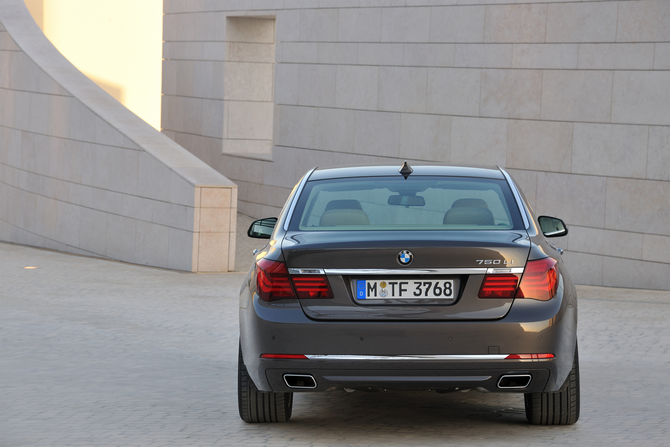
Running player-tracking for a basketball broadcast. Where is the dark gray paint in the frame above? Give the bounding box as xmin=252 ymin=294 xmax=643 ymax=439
xmin=239 ymin=164 xmax=577 ymax=395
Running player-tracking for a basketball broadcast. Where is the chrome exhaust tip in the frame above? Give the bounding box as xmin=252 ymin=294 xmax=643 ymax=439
xmin=497 ymin=374 xmax=532 ymax=389
xmin=283 ymin=374 xmax=317 ymax=389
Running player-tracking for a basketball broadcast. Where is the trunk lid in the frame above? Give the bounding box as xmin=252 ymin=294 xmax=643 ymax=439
xmin=282 ymin=230 xmax=530 ymax=321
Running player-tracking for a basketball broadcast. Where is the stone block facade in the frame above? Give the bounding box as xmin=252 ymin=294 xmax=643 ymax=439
xmin=0 ymin=0 xmax=237 ymax=272
xmin=161 ymin=0 xmax=670 ymax=289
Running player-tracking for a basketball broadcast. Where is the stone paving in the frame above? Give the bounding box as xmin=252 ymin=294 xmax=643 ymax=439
xmin=1 ymin=214 xmax=669 ymax=446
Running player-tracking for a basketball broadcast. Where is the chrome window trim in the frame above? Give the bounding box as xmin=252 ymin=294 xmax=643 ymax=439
xmin=322 ymin=268 xmax=524 ymax=275
xmin=283 ymin=167 xmax=317 ymax=231
xmin=499 ymin=167 xmax=530 ymax=230
xmin=306 ymin=355 xmax=510 ymax=361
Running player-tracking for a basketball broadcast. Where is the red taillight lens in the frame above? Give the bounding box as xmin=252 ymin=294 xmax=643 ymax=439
xmin=478 ymin=274 xmax=519 ymax=298
xmin=505 ymin=353 xmax=555 ymax=360
xmin=260 ymin=354 xmax=308 ymax=359
xmin=515 ymin=257 xmax=558 ymax=301
xmin=291 ymin=275 xmax=334 ymax=299
xmin=256 ymin=260 xmax=334 ymax=301
xmin=256 ymin=259 xmax=296 ymax=301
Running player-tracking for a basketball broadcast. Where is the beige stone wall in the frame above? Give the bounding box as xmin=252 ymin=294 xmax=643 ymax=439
xmin=0 ymin=0 xmax=237 ymax=272
xmin=161 ymin=0 xmax=670 ymax=289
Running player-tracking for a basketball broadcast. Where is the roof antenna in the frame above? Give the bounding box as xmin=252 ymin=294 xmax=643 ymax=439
xmin=399 ymin=161 xmax=413 ymax=179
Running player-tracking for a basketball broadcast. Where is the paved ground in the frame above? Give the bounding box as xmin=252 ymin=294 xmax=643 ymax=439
xmin=1 ymin=214 xmax=669 ymax=446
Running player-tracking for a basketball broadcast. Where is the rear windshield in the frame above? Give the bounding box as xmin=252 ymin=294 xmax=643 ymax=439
xmin=290 ymin=176 xmax=524 ymax=231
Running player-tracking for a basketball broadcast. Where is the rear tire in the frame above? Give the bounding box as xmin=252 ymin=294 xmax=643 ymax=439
xmin=238 ymin=346 xmax=293 ymax=423
xmin=524 ymin=344 xmax=580 ymax=425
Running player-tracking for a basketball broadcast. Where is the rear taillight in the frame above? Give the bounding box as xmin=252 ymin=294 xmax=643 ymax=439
xmin=515 ymin=257 xmax=558 ymax=301
xmin=505 ymin=353 xmax=555 ymax=360
xmin=260 ymin=354 xmax=308 ymax=359
xmin=292 ymin=276 xmax=334 ymax=299
xmin=256 ymin=259 xmax=333 ymax=301
xmin=478 ymin=257 xmax=559 ymax=300
xmin=478 ymin=274 xmax=519 ymax=298
xmin=256 ymin=259 xmax=295 ymax=301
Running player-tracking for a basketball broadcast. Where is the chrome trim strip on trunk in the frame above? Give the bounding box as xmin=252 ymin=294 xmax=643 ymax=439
xmin=288 ymin=268 xmax=326 ymax=275
xmin=283 ymin=167 xmax=317 ymax=231
xmin=499 ymin=167 xmax=530 ymax=230
xmin=305 ymin=354 xmax=510 ymax=361
xmin=324 ymin=268 xmax=488 ymax=275
xmin=321 ymin=268 xmax=524 ymax=275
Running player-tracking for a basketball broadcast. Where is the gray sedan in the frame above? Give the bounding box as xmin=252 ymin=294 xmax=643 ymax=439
xmin=238 ymin=163 xmax=579 ymax=425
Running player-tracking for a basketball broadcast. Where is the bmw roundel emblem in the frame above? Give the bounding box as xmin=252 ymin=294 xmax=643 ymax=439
xmin=398 ymin=250 xmax=413 ymax=266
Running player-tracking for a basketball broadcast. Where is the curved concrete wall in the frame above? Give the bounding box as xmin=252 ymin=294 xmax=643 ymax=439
xmin=162 ymin=0 xmax=670 ymax=289
xmin=0 ymin=0 xmax=237 ymax=272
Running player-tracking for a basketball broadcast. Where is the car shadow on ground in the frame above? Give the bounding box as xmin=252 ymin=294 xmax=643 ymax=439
xmin=293 ymin=388 xmax=527 ymax=424
xmin=233 ymin=390 xmax=567 ymax=445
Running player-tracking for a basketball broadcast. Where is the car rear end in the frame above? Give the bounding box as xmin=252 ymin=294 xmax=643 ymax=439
xmin=239 ymin=165 xmax=578 ymax=423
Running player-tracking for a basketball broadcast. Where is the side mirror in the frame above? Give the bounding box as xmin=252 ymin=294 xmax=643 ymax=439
xmin=538 ymin=216 xmax=568 ymax=238
xmin=248 ymin=217 xmax=277 ymax=239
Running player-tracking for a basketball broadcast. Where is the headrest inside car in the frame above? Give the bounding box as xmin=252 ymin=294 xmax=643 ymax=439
xmin=324 ymin=199 xmax=364 ymax=211
xmin=320 ymin=209 xmax=370 ymax=226
xmin=443 ymin=207 xmax=494 ymax=226
xmin=451 ymin=198 xmax=489 ymax=209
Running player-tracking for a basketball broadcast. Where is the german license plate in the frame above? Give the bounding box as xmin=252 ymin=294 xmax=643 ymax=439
xmin=356 ymin=279 xmax=455 ymax=300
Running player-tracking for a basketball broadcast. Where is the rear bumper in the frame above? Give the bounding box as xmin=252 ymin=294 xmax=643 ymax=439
xmin=239 ymin=277 xmax=577 ymax=393
xmin=265 ymin=363 xmax=551 ymax=393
